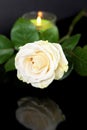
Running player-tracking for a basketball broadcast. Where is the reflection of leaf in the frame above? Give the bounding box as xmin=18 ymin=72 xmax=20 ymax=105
xmin=16 ymin=97 xmax=65 ymax=130
xmin=0 ymin=35 xmax=14 ymax=64
xmin=62 ymin=34 xmax=81 ymax=50
xmin=39 ymin=25 xmax=59 ymax=42
xmin=11 ymin=18 xmax=39 ymax=49
xmin=72 ymin=45 xmax=87 ymax=76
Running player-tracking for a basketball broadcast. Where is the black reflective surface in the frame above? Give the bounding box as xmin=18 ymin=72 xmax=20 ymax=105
xmin=0 ymin=14 xmax=87 ymax=130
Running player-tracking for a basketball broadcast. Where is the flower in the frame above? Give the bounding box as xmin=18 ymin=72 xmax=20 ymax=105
xmin=15 ymin=40 xmax=68 ymax=89
xmin=0 ymin=10 xmax=87 ymax=89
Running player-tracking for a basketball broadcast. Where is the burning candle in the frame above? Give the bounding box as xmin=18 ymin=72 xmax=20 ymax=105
xmin=22 ymin=11 xmax=57 ymax=31
xmin=22 ymin=11 xmax=59 ymax=42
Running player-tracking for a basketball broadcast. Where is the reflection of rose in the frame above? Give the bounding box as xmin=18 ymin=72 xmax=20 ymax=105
xmin=15 ymin=40 xmax=68 ymax=88
xmin=16 ymin=97 xmax=65 ymax=130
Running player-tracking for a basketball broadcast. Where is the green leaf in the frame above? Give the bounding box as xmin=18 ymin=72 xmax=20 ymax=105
xmin=0 ymin=35 xmax=14 ymax=64
xmin=72 ymin=45 xmax=87 ymax=76
xmin=39 ymin=25 xmax=59 ymax=42
xmin=4 ymin=55 xmax=15 ymax=72
xmin=62 ymin=34 xmax=81 ymax=50
xmin=11 ymin=18 xmax=39 ymax=49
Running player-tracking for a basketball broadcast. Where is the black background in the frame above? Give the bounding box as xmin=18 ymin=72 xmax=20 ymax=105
xmin=0 ymin=0 xmax=87 ymax=34
xmin=0 ymin=1 xmax=87 ymax=130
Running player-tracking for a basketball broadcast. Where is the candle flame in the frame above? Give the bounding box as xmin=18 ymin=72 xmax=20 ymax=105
xmin=37 ymin=11 xmax=43 ymax=26
xmin=38 ymin=11 xmax=43 ymax=18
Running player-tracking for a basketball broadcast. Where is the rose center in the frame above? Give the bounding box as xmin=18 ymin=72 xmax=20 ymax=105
xmin=32 ymin=51 xmax=49 ymax=72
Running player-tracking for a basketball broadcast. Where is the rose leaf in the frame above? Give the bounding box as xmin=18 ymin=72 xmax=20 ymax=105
xmin=0 ymin=35 xmax=14 ymax=64
xmin=11 ymin=18 xmax=39 ymax=49
xmin=4 ymin=55 xmax=15 ymax=72
xmin=39 ymin=25 xmax=59 ymax=43
xmin=62 ymin=34 xmax=81 ymax=50
xmin=72 ymin=45 xmax=87 ymax=76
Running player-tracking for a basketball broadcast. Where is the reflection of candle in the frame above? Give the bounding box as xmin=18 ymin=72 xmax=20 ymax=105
xmin=30 ymin=11 xmax=55 ymax=31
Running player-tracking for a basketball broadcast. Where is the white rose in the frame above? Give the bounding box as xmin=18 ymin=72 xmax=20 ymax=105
xmin=15 ymin=40 xmax=68 ymax=89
